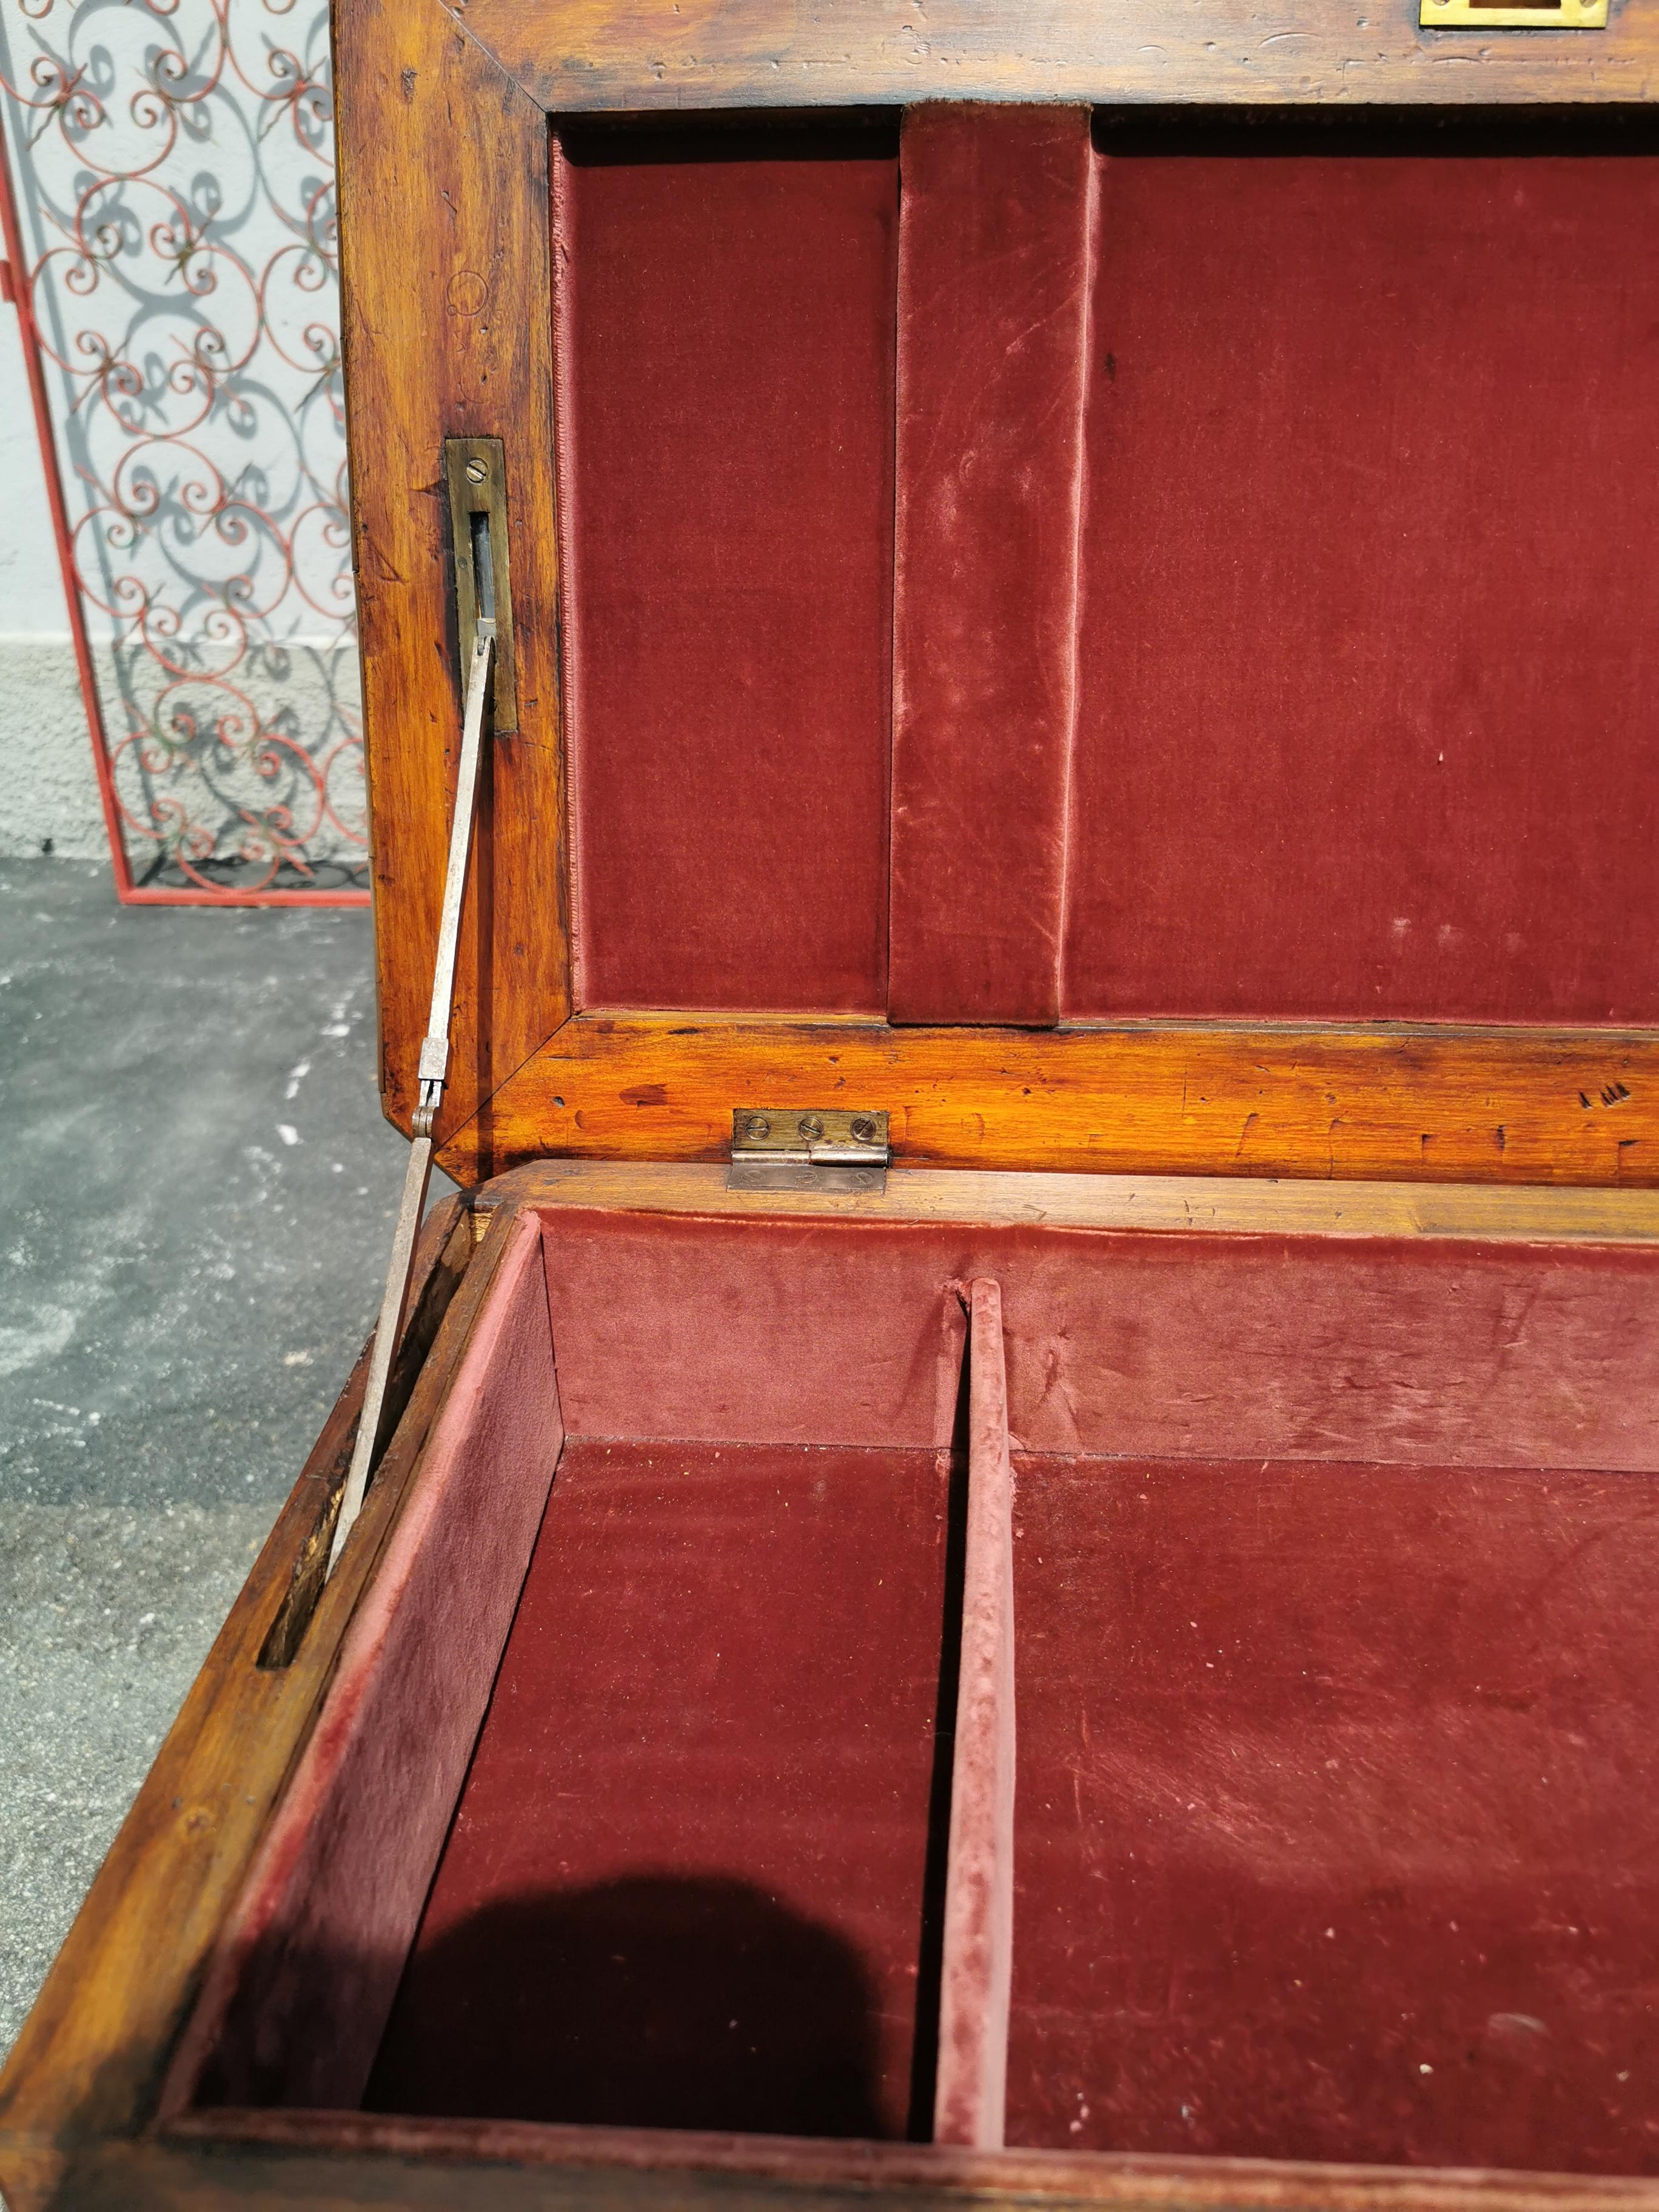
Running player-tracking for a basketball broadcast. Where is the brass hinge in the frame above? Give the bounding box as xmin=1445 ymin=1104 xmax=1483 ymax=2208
xmin=729 ymin=1108 xmax=890 ymax=1193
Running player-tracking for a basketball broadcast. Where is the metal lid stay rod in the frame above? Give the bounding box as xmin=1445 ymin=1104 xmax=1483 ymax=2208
xmin=326 ymin=620 xmax=495 ymax=1575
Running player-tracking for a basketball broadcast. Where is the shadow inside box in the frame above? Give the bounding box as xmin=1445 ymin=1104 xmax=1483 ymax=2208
xmin=284 ymin=1873 xmax=888 ymax=2139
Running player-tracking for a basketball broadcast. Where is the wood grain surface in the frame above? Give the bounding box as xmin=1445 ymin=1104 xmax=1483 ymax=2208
xmin=484 ymin=1157 xmax=1659 ymax=1241
xmin=335 ymin=0 xmax=569 ymax=1152
xmin=0 ymin=1199 xmax=496 ymax=2212
xmin=91 ymin=2109 xmax=1659 ymax=2211
xmin=442 ymin=1013 xmax=1659 ymax=1188
xmin=445 ymin=0 xmax=1659 ymax=112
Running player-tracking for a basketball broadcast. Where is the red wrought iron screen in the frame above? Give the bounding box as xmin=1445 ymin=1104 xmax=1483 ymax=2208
xmin=0 ymin=0 xmax=367 ymax=903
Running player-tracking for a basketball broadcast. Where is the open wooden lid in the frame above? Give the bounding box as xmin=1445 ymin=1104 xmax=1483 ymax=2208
xmin=338 ymin=1 xmax=1659 ymax=1189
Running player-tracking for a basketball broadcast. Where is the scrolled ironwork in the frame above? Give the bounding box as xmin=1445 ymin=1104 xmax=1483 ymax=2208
xmin=1 ymin=0 xmax=366 ymax=899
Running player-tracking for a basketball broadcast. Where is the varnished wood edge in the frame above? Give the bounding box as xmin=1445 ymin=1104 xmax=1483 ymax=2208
xmin=255 ymin=1202 xmax=477 ymax=1666
xmin=0 ymin=1196 xmax=520 ymax=2212
xmin=121 ymin=2108 xmax=1659 ymax=2212
xmin=346 ymin=0 xmax=1659 ymax=1168
xmin=434 ymin=1011 xmax=1659 ymax=1190
xmin=481 ymin=1160 xmax=1659 ymax=1241
xmin=337 ymin=0 xmax=572 ymax=1151
xmin=427 ymin=0 xmax=1659 ymax=113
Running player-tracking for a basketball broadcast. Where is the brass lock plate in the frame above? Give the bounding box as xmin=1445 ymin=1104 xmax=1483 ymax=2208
xmin=1421 ymin=0 xmax=1605 ymax=25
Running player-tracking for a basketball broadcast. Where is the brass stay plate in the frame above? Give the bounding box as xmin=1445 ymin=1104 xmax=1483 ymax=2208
xmin=1421 ymin=0 xmax=1605 ymax=25
xmin=444 ymin=436 xmax=518 ymax=732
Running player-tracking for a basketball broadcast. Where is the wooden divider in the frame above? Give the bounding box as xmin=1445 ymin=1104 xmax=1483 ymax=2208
xmin=934 ymin=1278 xmax=1016 ymax=2148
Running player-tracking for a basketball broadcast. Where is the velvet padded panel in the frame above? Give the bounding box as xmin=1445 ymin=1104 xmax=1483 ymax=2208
xmin=1008 ymin=1455 xmax=1659 ymax=2172
xmin=367 ymin=1440 xmax=951 ymax=2140
xmin=537 ymin=1210 xmax=1659 ymax=1471
xmin=888 ymin=109 xmax=1091 ymax=1027
xmin=554 ymin=123 xmax=897 ymax=1014
xmin=1063 ymin=141 xmax=1659 ymax=1023
xmin=177 ymin=1216 xmax=562 ymax=2113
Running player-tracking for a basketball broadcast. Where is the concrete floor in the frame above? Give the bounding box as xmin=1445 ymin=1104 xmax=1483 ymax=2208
xmin=0 ymin=856 xmax=453 ymax=2062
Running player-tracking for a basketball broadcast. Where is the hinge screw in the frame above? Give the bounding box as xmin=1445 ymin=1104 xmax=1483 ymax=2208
xmin=797 ymin=1114 xmax=825 ymax=1143
xmin=746 ymin=1114 xmax=771 ymax=1141
xmin=850 ymin=1114 xmax=878 ymax=1144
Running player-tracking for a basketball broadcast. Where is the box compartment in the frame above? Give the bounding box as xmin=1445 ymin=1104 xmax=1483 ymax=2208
xmin=171 ymin=1204 xmax=1659 ymax=2176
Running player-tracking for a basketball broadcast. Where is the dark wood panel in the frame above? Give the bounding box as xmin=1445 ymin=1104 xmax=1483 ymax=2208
xmin=335 ymin=0 xmax=569 ymax=1148
xmin=447 ymin=1011 xmax=1659 ymax=1188
xmin=446 ymin=0 xmax=1659 ymax=113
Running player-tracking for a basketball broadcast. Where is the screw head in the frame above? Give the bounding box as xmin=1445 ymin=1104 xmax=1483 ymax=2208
xmin=797 ymin=1113 xmax=825 ymax=1144
xmin=850 ymin=1114 xmax=878 ymax=1145
xmin=745 ymin=1114 xmax=771 ymax=1142
xmin=464 ymin=457 xmax=488 ymax=484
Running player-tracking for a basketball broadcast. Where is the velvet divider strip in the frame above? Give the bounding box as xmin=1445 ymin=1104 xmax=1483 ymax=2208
xmin=934 ymin=1278 xmax=1016 ymax=2148
xmin=888 ymin=110 xmax=1092 ymax=1027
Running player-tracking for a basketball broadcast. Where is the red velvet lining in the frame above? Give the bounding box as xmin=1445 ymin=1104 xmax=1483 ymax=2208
xmin=1062 ymin=133 xmax=1659 ymax=1023
xmin=175 ymin=1205 xmax=1659 ymax=2172
xmin=553 ymin=121 xmax=897 ymax=1014
xmin=366 ymin=1439 xmax=951 ymax=2139
xmin=1008 ymin=1454 xmax=1659 ymax=2172
xmin=549 ymin=111 xmax=1659 ymax=1029
xmin=888 ymin=109 xmax=1090 ymax=1027
xmin=934 ymin=1280 xmax=1016 ymax=2150
xmin=537 ymin=1210 xmax=1659 ymax=1472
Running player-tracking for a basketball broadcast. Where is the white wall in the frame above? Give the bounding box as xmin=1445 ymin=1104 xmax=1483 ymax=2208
xmin=0 ymin=296 xmax=70 ymax=628
xmin=0 ymin=0 xmax=361 ymax=886
xmin=0 ymin=292 xmax=107 ymax=860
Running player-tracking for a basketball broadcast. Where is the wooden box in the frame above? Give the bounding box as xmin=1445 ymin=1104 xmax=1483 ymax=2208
xmin=8 ymin=5 xmax=1659 ymax=2208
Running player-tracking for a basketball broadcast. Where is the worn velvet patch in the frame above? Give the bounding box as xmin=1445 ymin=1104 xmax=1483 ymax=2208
xmin=534 ymin=1210 xmax=1659 ymax=1473
xmin=888 ymin=108 xmax=1091 ymax=1027
xmin=178 ymin=1215 xmax=562 ymax=2113
xmin=1010 ymin=1454 xmax=1659 ymax=2171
